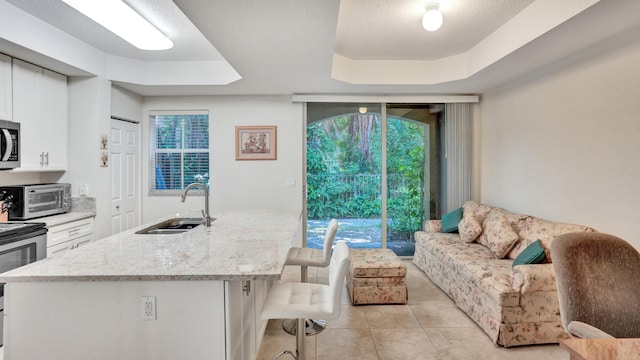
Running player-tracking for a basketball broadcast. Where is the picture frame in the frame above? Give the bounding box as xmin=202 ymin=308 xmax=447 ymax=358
xmin=235 ymin=126 xmax=277 ymax=160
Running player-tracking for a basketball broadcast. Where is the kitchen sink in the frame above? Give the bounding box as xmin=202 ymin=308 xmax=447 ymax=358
xmin=135 ymin=217 xmax=204 ymax=235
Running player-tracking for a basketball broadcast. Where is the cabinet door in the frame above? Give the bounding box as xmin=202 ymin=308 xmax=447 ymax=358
xmin=47 ymin=217 xmax=94 ymax=249
xmin=0 ymin=53 xmax=12 ymax=121
xmin=253 ymin=280 xmax=270 ymax=346
xmin=12 ymin=59 xmax=68 ymax=171
xmin=73 ymin=234 xmax=92 ymax=249
xmin=47 ymin=240 xmax=72 ymax=257
xmin=39 ymin=69 xmax=68 ymax=170
xmin=12 ymin=59 xmax=43 ymax=171
xmin=225 ymin=280 xmax=257 ymax=360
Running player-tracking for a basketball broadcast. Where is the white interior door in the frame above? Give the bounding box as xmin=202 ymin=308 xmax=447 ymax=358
xmin=110 ymin=119 xmax=140 ymax=235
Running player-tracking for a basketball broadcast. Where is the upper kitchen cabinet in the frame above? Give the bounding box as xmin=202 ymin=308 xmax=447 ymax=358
xmin=0 ymin=54 xmax=11 ymax=121
xmin=12 ymin=59 xmax=68 ymax=171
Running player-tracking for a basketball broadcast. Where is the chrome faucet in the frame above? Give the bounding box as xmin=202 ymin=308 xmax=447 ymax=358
xmin=181 ymin=183 xmax=212 ymax=227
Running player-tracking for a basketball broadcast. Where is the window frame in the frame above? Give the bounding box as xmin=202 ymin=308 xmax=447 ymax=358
xmin=148 ymin=110 xmax=210 ymax=196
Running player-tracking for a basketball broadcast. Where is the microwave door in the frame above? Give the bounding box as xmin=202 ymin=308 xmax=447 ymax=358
xmin=1 ymin=129 xmax=11 ymax=161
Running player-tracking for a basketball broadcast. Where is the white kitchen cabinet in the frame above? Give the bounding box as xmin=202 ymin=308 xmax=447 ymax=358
xmin=12 ymin=58 xmax=68 ymax=171
xmin=0 ymin=53 xmax=11 ymax=121
xmin=46 ymin=217 xmax=94 ymax=258
xmin=225 ymin=279 xmax=272 ymax=360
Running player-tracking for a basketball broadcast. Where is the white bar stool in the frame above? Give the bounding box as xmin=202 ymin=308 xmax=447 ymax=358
xmin=261 ymin=241 xmax=350 ymax=360
xmin=282 ymin=218 xmax=338 ymax=336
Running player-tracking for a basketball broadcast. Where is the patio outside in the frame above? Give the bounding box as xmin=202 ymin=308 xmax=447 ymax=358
xmin=306 ymin=218 xmax=416 ymax=256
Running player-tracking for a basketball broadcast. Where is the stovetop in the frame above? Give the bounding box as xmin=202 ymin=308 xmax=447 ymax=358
xmin=0 ymin=222 xmax=46 ymax=238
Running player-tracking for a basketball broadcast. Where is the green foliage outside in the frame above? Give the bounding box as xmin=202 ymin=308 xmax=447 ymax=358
xmin=307 ymin=114 xmax=426 ymax=240
xmin=154 ymin=114 xmax=210 ymax=190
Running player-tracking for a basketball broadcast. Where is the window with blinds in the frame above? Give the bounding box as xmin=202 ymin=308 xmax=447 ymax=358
xmin=149 ymin=111 xmax=209 ymax=194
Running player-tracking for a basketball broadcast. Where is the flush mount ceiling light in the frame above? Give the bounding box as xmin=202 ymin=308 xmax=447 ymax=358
xmin=422 ymin=3 xmax=444 ymax=32
xmin=359 ymin=107 xmax=368 ymax=114
xmin=61 ymin=0 xmax=173 ymax=50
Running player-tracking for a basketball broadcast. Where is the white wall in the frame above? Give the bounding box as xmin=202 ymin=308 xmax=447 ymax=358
xmin=61 ymin=76 xmax=112 ymax=239
xmin=141 ymin=96 xmax=303 ymax=223
xmin=480 ymin=27 xmax=640 ymax=248
xmin=111 ymin=85 xmax=143 ymax=122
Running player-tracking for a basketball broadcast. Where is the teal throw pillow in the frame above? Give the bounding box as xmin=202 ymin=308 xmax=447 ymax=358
xmin=512 ymin=239 xmax=546 ymax=267
xmin=441 ymin=207 xmax=463 ymax=233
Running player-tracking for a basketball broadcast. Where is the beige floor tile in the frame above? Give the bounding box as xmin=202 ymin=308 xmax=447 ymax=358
xmin=493 ymin=344 xmax=567 ymax=360
xmin=364 ymin=304 xmax=421 ymax=329
xmin=406 ymin=281 xmax=451 ymax=304
xmin=325 ymin=304 xmax=369 ymax=329
xmin=316 ymin=328 xmax=378 ymax=360
xmin=410 ymin=301 xmax=477 ymax=328
xmin=257 ymin=329 xmax=316 ymax=360
xmin=422 ymin=326 xmax=508 ymax=360
xmin=370 ymin=328 xmax=441 ymax=360
xmin=266 ymin=318 xmax=284 ymax=330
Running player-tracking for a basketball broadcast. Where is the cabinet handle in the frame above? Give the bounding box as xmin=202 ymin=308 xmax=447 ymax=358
xmin=45 ymin=152 xmax=49 ymax=166
xmin=40 ymin=152 xmax=44 ymax=166
xmin=68 ymin=229 xmax=81 ymax=236
xmin=242 ymin=280 xmax=251 ymax=296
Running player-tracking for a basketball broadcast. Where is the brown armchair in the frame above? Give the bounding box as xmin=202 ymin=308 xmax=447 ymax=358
xmin=551 ymin=232 xmax=640 ymax=339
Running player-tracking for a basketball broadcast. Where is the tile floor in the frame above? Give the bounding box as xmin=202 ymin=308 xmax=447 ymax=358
xmin=257 ymin=260 xmax=568 ymax=360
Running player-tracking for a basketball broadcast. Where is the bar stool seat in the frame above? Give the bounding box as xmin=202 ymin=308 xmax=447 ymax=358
xmin=262 ymin=241 xmax=350 ymax=360
xmin=282 ymin=218 xmax=338 ymax=336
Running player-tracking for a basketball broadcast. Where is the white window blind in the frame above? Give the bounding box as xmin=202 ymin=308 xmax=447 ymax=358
xmin=149 ymin=111 xmax=209 ymax=195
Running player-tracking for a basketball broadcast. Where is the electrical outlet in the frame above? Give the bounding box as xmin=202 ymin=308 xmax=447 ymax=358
xmin=79 ymin=184 xmax=88 ymax=196
xmin=142 ymin=296 xmax=156 ymax=320
xmin=286 ymin=178 xmax=296 ymax=187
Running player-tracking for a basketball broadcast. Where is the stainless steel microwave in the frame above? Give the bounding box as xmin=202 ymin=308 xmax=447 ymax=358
xmin=0 ymin=120 xmax=20 ymax=170
xmin=0 ymin=183 xmax=71 ymax=220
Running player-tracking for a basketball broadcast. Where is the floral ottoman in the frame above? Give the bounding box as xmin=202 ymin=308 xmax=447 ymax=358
xmin=346 ymin=249 xmax=408 ymax=305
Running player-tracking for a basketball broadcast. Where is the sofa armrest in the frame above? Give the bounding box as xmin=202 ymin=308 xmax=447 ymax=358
xmin=512 ymin=264 xmax=557 ymax=293
xmin=423 ymin=220 xmax=442 ymax=233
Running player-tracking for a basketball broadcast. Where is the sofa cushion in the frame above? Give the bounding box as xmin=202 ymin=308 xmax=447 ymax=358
xmin=478 ymin=210 xmax=519 ymax=258
xmin=459 ymin=201 xmax=492 ymax=243
xmin=512 ymin=239 xmax=545 ymax=267
xmin=415 ymin=232 xmax=496 ymax=271
xmin=442 ymin=207 xmax=463 ymax=233
xmin=516 ymin=217 xmax=596 ymax=262
xmin=459 ymin=211 xmax=482 ymax=242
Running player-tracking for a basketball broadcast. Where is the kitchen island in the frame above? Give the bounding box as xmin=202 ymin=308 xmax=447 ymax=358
xmin=0 ymin=209 xmax=301 ymax=360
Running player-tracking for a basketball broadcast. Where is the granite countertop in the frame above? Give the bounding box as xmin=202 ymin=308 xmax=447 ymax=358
xmin=0 ymin=209 xmax=301 ymax=282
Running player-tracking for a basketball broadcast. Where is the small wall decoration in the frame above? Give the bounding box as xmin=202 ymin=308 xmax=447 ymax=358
xmin=235 ymin=126 xmax=277 ymax=160
xmin=100 ymin=134 xmax=109 ymax=150
xmin=100 ymin=152 xmax=109 ymax=167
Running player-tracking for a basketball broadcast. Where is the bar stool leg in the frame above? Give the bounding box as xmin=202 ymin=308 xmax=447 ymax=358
xmin=296 ymin=318 xmax=306 ymax=359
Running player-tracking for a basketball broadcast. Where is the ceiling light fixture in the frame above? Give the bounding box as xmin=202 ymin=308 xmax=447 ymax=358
xmin=61 ymin=0 xmax=173 ymax=50
xmin=422 ymin=3 xmax=444 ymax=32
xmin=359 ymin=107 xmax=368 ymax=114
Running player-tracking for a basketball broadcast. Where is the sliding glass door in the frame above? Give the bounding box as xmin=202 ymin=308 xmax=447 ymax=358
xmin=306 ymin=103 xmax=442 ymax=256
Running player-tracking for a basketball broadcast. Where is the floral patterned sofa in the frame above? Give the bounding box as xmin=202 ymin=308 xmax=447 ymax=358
xmin=413 ymin=201 xmax=596 ymax=347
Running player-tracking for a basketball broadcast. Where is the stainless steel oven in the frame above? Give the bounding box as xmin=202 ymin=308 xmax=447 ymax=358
xmin=0 ymin=222 xmax=47 ymax=346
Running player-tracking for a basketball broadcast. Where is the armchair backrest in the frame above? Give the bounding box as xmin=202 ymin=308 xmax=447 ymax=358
xmin=552 ymin=232 xmax=640 ymax=338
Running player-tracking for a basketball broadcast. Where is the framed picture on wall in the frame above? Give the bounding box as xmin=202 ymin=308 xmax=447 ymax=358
xmin=235 ymin=126 xmax=277 ymax=160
